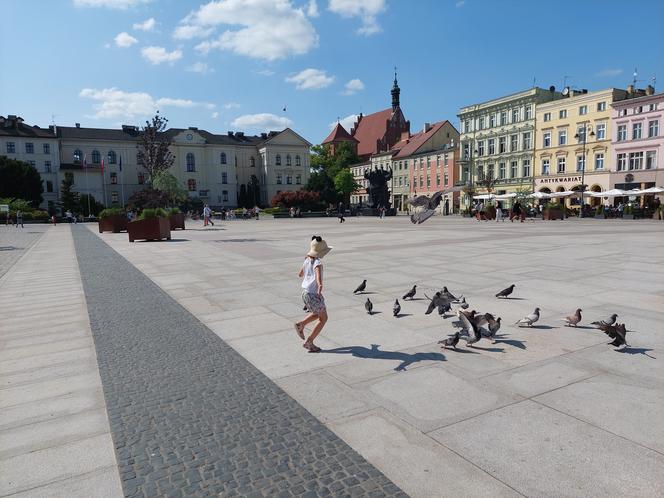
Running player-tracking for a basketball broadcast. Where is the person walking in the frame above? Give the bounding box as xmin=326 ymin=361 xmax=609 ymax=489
xmin=254 ymin=205 xmax=260 ymax=220
xmin=495 ymin=202 xmax=504 ymax=222
xmin=511 ymin=200 xmax=522 ymax=222
xmin=203 ymin=204 xmax=214 ymax=226
xmin=294 ymin=236 xmax=332 ymax=353
xmin=338 ymin=201 xmax=345 ymax=223
xmin=444 ymin=198 xmax=449 ymax=215
xmin=51 ymin=214 xmax=57 ymax=226
xmin=15 ymin=210 xmax=23 ymax=228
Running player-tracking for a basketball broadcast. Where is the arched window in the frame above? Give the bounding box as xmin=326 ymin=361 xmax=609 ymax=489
xmin=276 ymin=154 xmax=281 ymax=166
xmin=73 ymin=149 xmax=83 ymax=163
xmin=92 ymin=150 xmax=101 ymax=164
xmin=186 ymin=153 xmax=195 ymax=172
xmin=286 ymin=154 xmax=292 ymax=166
xmin=220 ymin=152 xmax=227 ymax=164
xmin=108 ymin=150 xmax=117 ymax=164
xmin=187 ymin=178 xmax=196 ymax=191
xmin=250 ymin=156 xmax=255 ymax=167
xmin=295 ymin=155 xmax=301 ymax=166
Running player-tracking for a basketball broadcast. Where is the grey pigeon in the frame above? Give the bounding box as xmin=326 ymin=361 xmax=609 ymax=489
xmin=438 ymin=301 xmax=452 ymax=316
xmin=438 ymin=332 xmax=460 ymax=349
xmin=393 ymin=299 xmax=401 ymax=317
xmin=353 ymin=279 xmax=367 ymax=294
xmin=403 ymin=285 xmax=417 ymax=300
xmin=455 ymin=309 xmax=482 ymax=346
xmin=365 ymin=298 xmax=373 ymax=315
xmin=408 ymin=191 xmax=445 ymax=224
xmin=515 ymin=307 xmax=540 ymax=327
xmin=424 ymin=292 xmax=451 ymax=315
xmin=495 ymin=284 xmax=515 ymax=298
xmin=459 ymin=297 xmax=469 ymax=309
xmin=480 ymin=313 xmax=501 ymax=343
xmin=591 ymin=313 xmax=617 ymax=327
xmin=441 ymin=286 xmax=458 ymax=301
xmin=562 ymin=308 xmax=582 ymax=327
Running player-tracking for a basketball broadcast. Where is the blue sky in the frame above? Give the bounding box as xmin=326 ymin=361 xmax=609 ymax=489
xmin=2 ymin=0 xmax=663 ymax=144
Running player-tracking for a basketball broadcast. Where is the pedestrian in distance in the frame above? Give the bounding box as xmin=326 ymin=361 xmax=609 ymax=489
xmin=51 ymin=214 xmax=57 ymax=226
xmin=15 ymin=210 xmax=24 ymax=228
xmin=203 ymin=204 xmax=214 ymax=226
xmin=254 ymin=205 xmax=260 ymax=220
xmin=496 ymin=202 xmax=504 ymax=222
xmin=338 ymin=201 xmax=345 ymax=223
xmin=294 ymin=236 xmax=332 ymax=353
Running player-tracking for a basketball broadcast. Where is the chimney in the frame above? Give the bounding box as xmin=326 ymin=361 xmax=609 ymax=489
xmin=627 ymin=84 xmax=634 ymax=95
xmin=423 ymin=122 xmax=432 ymax=133
xmin=227 ymin=131 xmax=234 ymax=136
xmin=646 ymin=85 xmax=655 ymax=96
xmin=260 ymin=132 xmax=268 ymax=139
xmin=75 ymin=122 xmax=80 ymax=128
xmin=188 ymin=126 xmax=198 ymax=130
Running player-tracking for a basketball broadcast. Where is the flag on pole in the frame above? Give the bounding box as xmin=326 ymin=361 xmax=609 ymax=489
xmin=101 ymin=158 xmax=104 ymax=174
xmin=83 ymin=154 xmax=87 ymax=168
xmin=119 ymin=156 xmax=122 ymax=171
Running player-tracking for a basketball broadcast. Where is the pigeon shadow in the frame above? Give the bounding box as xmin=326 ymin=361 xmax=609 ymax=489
xmin=406 ymin=297 xmax=426 ymax=301
xmin=367 ymin=311 xmax=382 ymax=315
xmin=529 ymin=325 xmax=556 ymax=330
xmin=499 ymin=297 xmax=526 ymax=300
xmin=444 ymin=347 xmax=480 ymax=354
xmin=493 ymin=338 xmax=527 ymax=349
xmin=395 ymin=313 xmax=413 ymax=318
xmin=616 ymin=347 xmax=656 ymax=358
xmin=571 ymin=325 xmax=597 ymax=330
xmin=357 ymin=291 xmax=376 ymax=295
xmin=166 ymin=238 xmax=190 ymax=242
xmin=467 ymin=345 xmax=505 ymax=353
xmin=323 ymin=344 xmax=445 ymax=371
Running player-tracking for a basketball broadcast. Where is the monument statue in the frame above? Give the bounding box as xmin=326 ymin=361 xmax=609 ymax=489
xmin=364 ymin=166 xmax=393 ymax=210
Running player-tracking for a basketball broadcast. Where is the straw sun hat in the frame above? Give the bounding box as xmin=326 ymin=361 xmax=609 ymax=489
xmin=308 ymin=236 xmax=332 ymax=258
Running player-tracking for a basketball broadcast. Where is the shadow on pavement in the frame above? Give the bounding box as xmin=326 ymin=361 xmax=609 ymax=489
xmin=323 ymin=344 xmax=445 ymax=371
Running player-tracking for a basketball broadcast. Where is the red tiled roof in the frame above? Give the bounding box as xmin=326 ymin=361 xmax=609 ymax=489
xmin=393 ymin=120 xmax=449 ymax=159
xmin=351 ymin=108 xmax=394 ymax=157
xmin=321 ymin=123 xmax=358 ymax=144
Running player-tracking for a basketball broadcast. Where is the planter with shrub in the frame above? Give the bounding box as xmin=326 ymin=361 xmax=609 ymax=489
xmin=168 ymin=207 xmax=185 ymax=230
xmin=543 ymin=203 xmax=564 ymax=220
xmin=594 ymin=205 xmax=605 ymax=219
xmin=127 ymin=208 xmax=171 ymax=242
xmin=98 ymin=208 xmax=128 ymax=233
xmin=622 ymin=205 xmax=634 ymax=220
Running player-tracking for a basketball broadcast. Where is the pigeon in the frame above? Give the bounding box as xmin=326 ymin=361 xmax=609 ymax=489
xmin=424 ymin=292 xmax=451 ymax=315
xmin=393 ymin=299 xmax=401 ymax=317
xmin=598 ymin=322 xmax=629 ymax=348
xmin=495 ymin=284 xmax=515 ymax=298
xmin=480 ymin=313 xmax=501 ymax=342
xmin=455 ymin=309 xmax=482 ymax=346
xmin=441 ymin=287 xmax=458 ymax=301
xmin=365 ymin=298 xmax=373 ymax=315
xmin=591 ymin=313 xmax=618 ymax=327
xmin=407 ymin=191 xmax=445 ymax=224
xmin=353 ymin=279 xmax=367 ymax=294
xmin=458 ymin=297 xmax=469 ymax=309
xmin=562 ymin=308 xmax=582 ymax=327
xmin=438 ymin=332 xmax=460 ymax=349
xmin=403 ymin=285 xmax=417 ymax=300
xmin=515 ymin=307 xmax=540 ymax=327
xmin=438 ymin=301 xmax=452 ymax=316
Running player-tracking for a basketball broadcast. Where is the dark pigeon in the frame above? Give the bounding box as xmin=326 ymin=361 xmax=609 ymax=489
xmin=495 ymin=284 xmax=515 ymax=298
xmin=438 ymin=332 xmax=460 ymax=349
xmin=403 ymin=285 xmax=417 ymax=300
xmin=393 ymin=299 xmax=401 ymax=317
xmin=591 ymin=313 xmax=618 ymax=327
xmin=353 ymin=279 xmax=367 ymax=294
xmin=365 ymin=298 xmax=373 ymax=315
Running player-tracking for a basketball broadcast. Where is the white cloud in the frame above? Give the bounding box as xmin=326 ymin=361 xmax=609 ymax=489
xmin=186 ymin=62 xmax=211 ymax=73
xmin=173 ymin=24 xmax=214 ymax=40
xmin=182 ymin=0 xmax=318 ymax=61
xmin=307 ymin=0 xmax=319 ymax=17
xmin=286 ymin=68 xmax=334 ymax=90
xmin=79 ymin=87 xmax=213 ymax=120
xmin=211 ymin=111 xmax=220 ymax=118
xmin=114 ymin=31 xmax=138 ymax=48
xmin=256 ymin=68 xmax=275 ymax=76
xmin=73 ymin=0 xmax=150 ymax=8
xmin=141 ymin=46 xmax=183 ymax=65
xmin=231 ymin=113 xmax=293 ymax=131
xmin=342 ymin=78 xmax=364 ymax=95
xmin=224 ymin=102 xmax=241 ymax=109
xmin=455 ymin=0 xmax=466 ymax=7
xmin=328 ymin=0 xmax=385 ymax=35
xmin=133 ymin=17 xmax=156 ymax=31
xmin=596 ymin=68 xmax=623 ymax=77
xmin=330 ymin=113 xmax=358 ymax=131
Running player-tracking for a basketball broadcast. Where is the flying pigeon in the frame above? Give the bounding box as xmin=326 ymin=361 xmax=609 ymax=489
xmin=407 ymin=191 xmax=445 ymax=224
xmin=393 ymin=299 xmax=401 ymax=317
xmin=495 ymin=284 xmax=515 ymax=298
xmin=455 ymin=309 xmax=482 ymax=346
xmin=598 ymin=322 xmax=629 ymax=348
xmin=562 ymin=308 xmax=582 ymax=327
xmin=438 ymin=332 xmax=460 ymax=349
xmin=353 ymin=279 xmax=367 ymax=294
xmin=458 ymin=297 xmax=469 ymax=309
xmin=424 ymin=292 xmax=451 ymax=315
xmin=591 ymin=313 xmax=618 ymax=327
xmin=403 ymin=285 xmax=417 ymax=300
xmin=365 ymin=298 xmax=373 ymax=315
xmin=438 ymin=301 xmax=452 ymax=316
xmin=515 ymin=307 xmax=540 ymax=327
xmin=480 ymin=313 xmax=501 ymax=342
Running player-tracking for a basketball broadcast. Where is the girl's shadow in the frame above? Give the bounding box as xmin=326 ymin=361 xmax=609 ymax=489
xmin=323 ymin=344 xmax=445 ymax=371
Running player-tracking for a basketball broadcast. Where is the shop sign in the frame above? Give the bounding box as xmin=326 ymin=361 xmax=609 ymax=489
xmin=537 ymin=176 xmax=581 ymax=184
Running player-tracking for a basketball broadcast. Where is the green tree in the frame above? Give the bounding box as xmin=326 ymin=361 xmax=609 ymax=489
xmin=333 ymin=168 xmax=360 ymax=204
xmin=238 ymin=184 xmax=248 ymax=208
xmin=305 ymin=171 xmax=338 ymax=205
xmin=0 ymin=156 xmax=44 ymax=207
xmin=308 ymin=141 xmax=360 ymax=204
xmin=137 ymin=111 xmax=175 ymax=183
xmin=248 ymin=174 xmax=260 ymax=206
xmin=79 ymin=193 xmax=104 ymax=216
xmin=152 ymin=171 xmax=187 ymax=206
xmin=60 ymin=172 xmax=80 ymax=212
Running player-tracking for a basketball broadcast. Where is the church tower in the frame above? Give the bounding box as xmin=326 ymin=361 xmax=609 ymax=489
xmin=391 ymin=68 xmax=400 ymax=111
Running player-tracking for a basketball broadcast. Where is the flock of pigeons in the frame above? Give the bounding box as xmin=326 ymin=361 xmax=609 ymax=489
xmin=353 ymin=281 xmax=630 ymax=350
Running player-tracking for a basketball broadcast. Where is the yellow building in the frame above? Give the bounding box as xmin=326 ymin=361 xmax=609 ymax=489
xmin=534 ymin=88 xmax=627 ymax=205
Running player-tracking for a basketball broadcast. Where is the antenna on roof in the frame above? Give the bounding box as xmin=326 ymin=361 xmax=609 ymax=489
xmin=532 ymin=76 xmax=536 ymax=88
xmin=563 ymin=75 xmax=571 ymax=89
xmin=633 ymin=67 xmax=638 ymax=87
xmin=337 ymin=116 xmax=340 ymax=123
xmin=652 ymin=75 xmax=657 ymax=90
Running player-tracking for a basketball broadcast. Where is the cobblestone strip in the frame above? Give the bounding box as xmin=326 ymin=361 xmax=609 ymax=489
xmin=72 ymin=226 xmax=406 ymax=498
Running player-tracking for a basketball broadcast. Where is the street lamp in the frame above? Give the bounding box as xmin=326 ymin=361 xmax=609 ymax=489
xmin=574 ymin=124 xmax=595 ymax=217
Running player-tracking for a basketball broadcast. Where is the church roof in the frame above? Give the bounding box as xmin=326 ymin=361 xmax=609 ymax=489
xmin=321 ymin=122 xmax=358 ymax=145
xmin=351 ymin=108 xmax=394 ymax=157
xmin=393 ymin=120 xmax=450 ymax=158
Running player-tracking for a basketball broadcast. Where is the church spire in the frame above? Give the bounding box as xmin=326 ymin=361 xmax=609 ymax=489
xmin=391 ymin=66 xmax=400 ymax=111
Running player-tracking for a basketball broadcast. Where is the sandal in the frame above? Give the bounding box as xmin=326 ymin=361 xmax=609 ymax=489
xmin=303 ymin=342 xmax=321 ymax=353
xmin=294 ymin=323 xmax=305 ymax=340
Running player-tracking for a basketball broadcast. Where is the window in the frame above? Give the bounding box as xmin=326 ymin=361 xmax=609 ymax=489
xmin=489 ymin=114 xmax=496 ymax=127
xmin=479 ymin=117 xmax=485 ymax=130
xmin=187 ymin=179 xmax=196 ymax=191
xmin=576 ymin=155 xmax=585 ymax=172
xmin=510 ymin=161 xmax=518 ymax=178
xmin=222 ymin=190 xmax=228 ymax=202
xmin=628 ymin=152 xmax=643 ymax=170
xmin=543 ymin=112 xmax=551 ymax=122
xmin=275 ymin=154 xmax=281 ymax=166
xmin=110 ymin=172 xmax=117 ymax=184
xmin=488 ymin=138 xmax=495 ymax=155
xmin=427 ymin=176 xmax=431 ymax=187
xmin=559 ymin=109 xmax=567 ymax=119
xmin=597 ymin=101 xmax=606 ymax=112
xmin=444 ymin=173 xmax=448 ymax=185
xmin=426 ymin=157 xmax=431 ymax=168
xmin=436 ymin=155 xmax=440 ymax=167
xmin=477 ymin=140 xmax=485 ymax=156
xmin=632 ymin=122 xmax=643 ymax=140
xmin=487 ymin=164 xmax=495 ymax=179
xmin=523 ymin=159 xmax=531 ymax=177
xmin=523 ymin=132 xmax=532 ymax=149
xmin=557 ymin=157 xmax=566 ymax=173
xmin=500 ymin=111 xmax=507 ymax=125
xmin=398 ymin=177 xmax=403 ymax=187
xmin=463 ymin=120 xmax=471 ymax=133
xmin=43 ymin=143 xmax=50 ymax=154
xmin=579 ymin=105 xmax=588 ymax=115
xmin=250 ymin=156 xmax=255 ymax=167
xmin=558 ymin=129 xmax=567 ymax=145
xmin=444 ymin=154 xmax=448 ymax=166
xmin=296 ymin=174 xmax=301 ymax=185
xmin=649 ymin=103 xmax=658 ymax=111
xmin=499 ymin=137 xmax=506 ymax=153
xmin=512 ymin=108 xmax=519 ymax=122
xmin=576 ymin=125 xmax=587 ymax=143
xmin=477 ymin=165 xmax=484 ymax=179
xmin=419 ymin=175 xmax=423 ymax=187
xmin=220 ymin=152 xmax=227 ymax=164
xmin=296 ymin=155 xmax=301 ymax=166
xmin=92 ymin=150 xmax=101 ymax=164
xmin=619 ymin=108 xmax=628 ymax=117
xmin=617 ymin=153 xmax=627 ymax=171
xmin=595 ymin=153 xmax=604 ymax=170
xmin=499 ymin=162 xmax=506 ymax=179
xmin=44 ymin=160 xmax=51 ymax=172
xmin=617 ymin=125 xmax=627 ymax=141
xmin=276 ymin=173 xmax=282 ymax=184
xmin=138 ymin=173 xmax=146 ymax=185
xmin=46 ymin=180 xmax=53 ymax=193
xmin=635 ymin=106 xmax=643 ymax=114
xmin=510 ymin=134 xmax=518 ymax=152
xmin=6 ymin=142 xmax=16 ymax=153
xmin=222 ymin=172 xmax=228 ymax=184
xmin=646 ymin=151 xmax=657 ymax=169
xmin=25 ymin=142 xmax=34 ymax=154
xmin=525 ymin=106 xmax=533 ymax=120
xmin=112 ymin=191 xmax=118 ymax=203
xmin=28 ymin=160 xmax=36 ymax=168
xmin=648 ymin=120 xmax=659 ymax=137
xmin=108 ymin=150 xmax=116 ymax=164
xmin=543 ymin=132 xmax=551 ymax=147
xmin=286 ymin=155 xmax=292 ymax=166
xmin=74 ymin=149 xmax=84 ymax=162
xmin=186 ymin=153 xmax=195 ymax=172
xmin=596 ymin=123 xmax=606 ymax=140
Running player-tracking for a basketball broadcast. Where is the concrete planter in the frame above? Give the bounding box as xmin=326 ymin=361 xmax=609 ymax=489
xmin=128 ymin=217 xmax=171 ymax=242
xmin=543 ymin=209 xmax=564 ymax=220
xmin=98 ymin=214 xmax=128 ymax=233
xmin=594 ymin=215 xmax=605 ymax=220
xmin=169 ymin=213 xmax=186 ymax=230
xmin=622 ymin=214 xmax=634 ymax=220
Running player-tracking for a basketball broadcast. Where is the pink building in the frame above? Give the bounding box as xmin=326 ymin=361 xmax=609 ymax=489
xmin=611 ymin=88 xmax=663 ymax=192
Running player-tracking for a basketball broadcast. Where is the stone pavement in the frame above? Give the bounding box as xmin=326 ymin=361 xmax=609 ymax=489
xmin=92 ymin=215 xmax=664 ymax=497
xmin=0 ymin=224 xmax=48 ymax=278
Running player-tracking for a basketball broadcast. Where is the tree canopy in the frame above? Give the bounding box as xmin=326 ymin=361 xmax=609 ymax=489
xmin=0 ymin=156 xmax=44 ymax=207
xmin=306 ymin=142 xmax=360 ymax=204
xmin=152 ymin=171 xmax=187 ymax=206
xmin=137 ymin=112 xmax=175 ymax=182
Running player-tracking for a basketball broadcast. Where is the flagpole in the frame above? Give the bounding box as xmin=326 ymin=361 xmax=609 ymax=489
xmin=101 ymin=158 xmax=107 ymax=207
xmin=120 ymin=155 xmax=126 ymax=207
xmin=84 ymin=155 xmax=91 ymax=217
